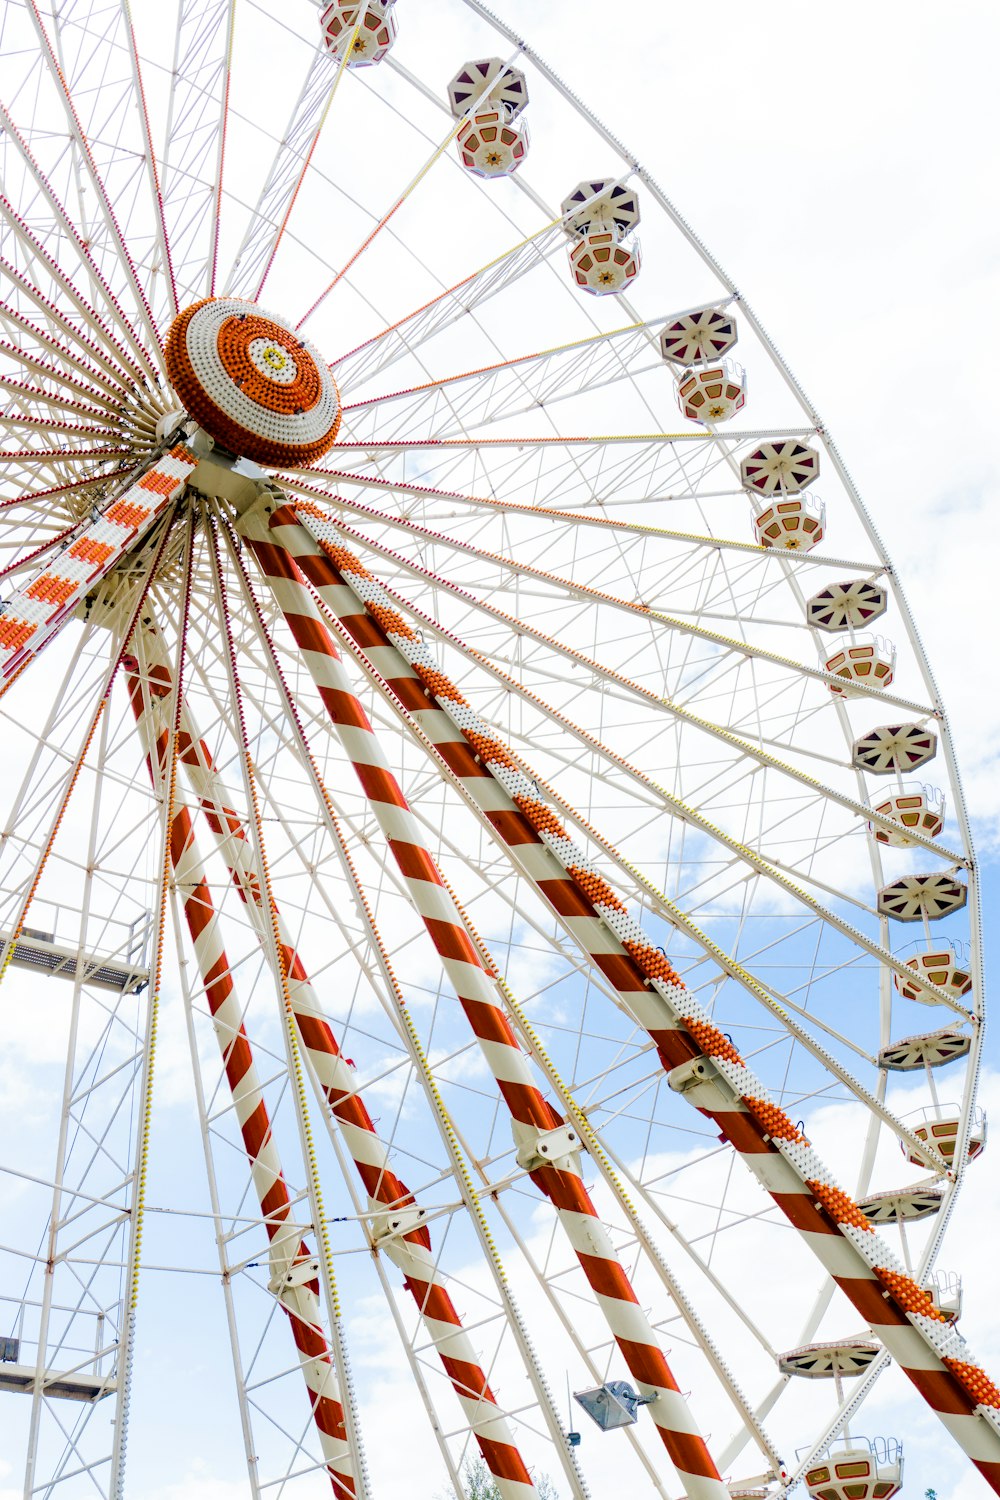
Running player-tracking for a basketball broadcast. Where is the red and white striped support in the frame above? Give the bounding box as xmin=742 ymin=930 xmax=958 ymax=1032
xmin=135 ymin=625 xmax=538 ymax=1500
xmin=237 ymin=495 xmax=732 ymax=1500
xmin=123 ymin=648 xmax=357 ymax=1496
xmin=278 ymin=501 xmax=1000 ymax=1491
xmin=0 ymin=446 xmax=196 ymax=688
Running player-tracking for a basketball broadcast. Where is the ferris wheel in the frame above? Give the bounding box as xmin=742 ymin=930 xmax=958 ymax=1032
xmin=0 ymin=1 xmax=995 ymax=1497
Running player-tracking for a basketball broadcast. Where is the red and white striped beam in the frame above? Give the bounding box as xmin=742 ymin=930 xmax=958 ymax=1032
xmin=0 ymin=446 xmax=196 ymax=689
xmin=235 ymin=493 xmax=733 ymax=1500
xmin=123 ymin=646 xmax=358 ymax=1496
xmin=275 ymin=500 xmax=1000 ymax=1491
xmin=135 ymin=622 xmax=540 ymax=1500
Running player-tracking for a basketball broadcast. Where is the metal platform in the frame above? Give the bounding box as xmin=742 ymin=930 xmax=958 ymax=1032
xmin=0 ymin=927 xmax=148 ymax=994
xmin=0 ymin=1363 xmax=116 ymax=1402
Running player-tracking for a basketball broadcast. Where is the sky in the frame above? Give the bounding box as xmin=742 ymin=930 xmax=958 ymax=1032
xmin=1 ymin=2 xmax=999 ymax=1498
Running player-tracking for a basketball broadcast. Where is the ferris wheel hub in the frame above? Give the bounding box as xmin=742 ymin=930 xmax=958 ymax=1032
xmin=164 ymin=298 xmax=341 ymax=468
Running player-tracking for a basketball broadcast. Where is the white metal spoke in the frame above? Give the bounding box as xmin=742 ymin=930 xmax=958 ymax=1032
xmin=291 ymin=462 xmax=878 ymax=571
xmin=20 ymin=1 xmax=165 ymax=351
xmin=160 ymin=0 xmax=236 ymax=301
xmin=0 ymin=100 xmax=162 ymax=383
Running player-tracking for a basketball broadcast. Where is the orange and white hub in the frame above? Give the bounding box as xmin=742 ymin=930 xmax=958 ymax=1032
xmin=165 ymin=299 xmax=341 ymax=468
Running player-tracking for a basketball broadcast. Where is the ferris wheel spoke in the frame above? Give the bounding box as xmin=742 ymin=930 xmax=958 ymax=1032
xmin=22 ymin=0 xmax=169 ymax=351
xmin=247 ymin=33 xmax=366 ymax=306
xmin=225 ymin=45 xmax=344 ymax=302
xmin=0 ymin=377 xmax=121 ymax=427
xmin=0 ymin=212 xmax=153 ymax=390
xmin=328 ymin=428 xmax=813 ymax=455
xmin=1 ymin=416 xmax=125 ymax=445
xmin=0 ymin=351 xmax=126 ymax=415
xmin=289 ymin=465 xmax=877 ymax=574
xmin=381 ymin=48 xmax=671 ymax=393
xmin=0 ymin=450 xmax=130 ymax=474
xmin=325 ymin=167 xmax=646 ymax=390
xmin=276 ymin=515 xmax=963 ymax=1177
xmin=226 ymin=35 xmax=383 ymax=301
xmin=0 ymin=451 xmax=129 ymax=480
xmin=296 ymin=44 xmax=545 ymax=334
xmin=339 ymin=306 xmax=699 ymax=442
xmin=159 ymin=0 xmax=236 ymax=301
xmin=0 ymin=298 xmax=136 ymax=401
xmin=113 ymin=2 xmax=178 ymax=321
xmin=343 ymin=310 xmax=719 ymax=450
xmin=0 ymin=100 xmax=162 ymax=384
xmin=287 ymin=480 xmax=929 ymax=714
xmin=0 ymin=470 xmax=129 ymax=524
xmin=232 ymin=490 xmax=754 ymax=1500
xmin=303 ymin=541 xmax=969 ymax=1041
xmin=282 ymin=496 xmax=963 ymax=891
xmin=320 ymin=431 xmax=819 ymax=520
xmin=331 ymin=217 xmax=575 ymax=392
